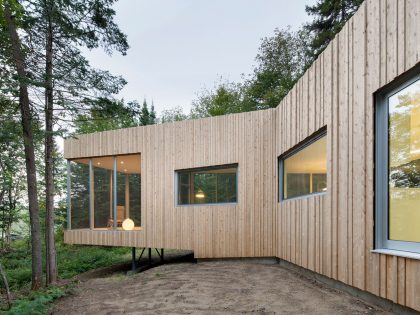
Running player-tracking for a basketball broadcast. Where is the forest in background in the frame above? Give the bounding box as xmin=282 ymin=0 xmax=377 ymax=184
xmin=0 ymin=0 xmax=362 ymax=313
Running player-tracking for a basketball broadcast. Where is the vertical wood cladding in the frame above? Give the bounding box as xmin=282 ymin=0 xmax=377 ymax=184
xmin=64 ymin=0 xmax=420 ymax=311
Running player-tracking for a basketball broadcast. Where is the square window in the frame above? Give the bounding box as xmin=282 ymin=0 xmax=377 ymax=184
xmin=176 ymin=164 xmax=238 ymax=205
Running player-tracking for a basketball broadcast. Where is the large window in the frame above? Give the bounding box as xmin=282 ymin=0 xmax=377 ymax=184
xmin=67 ymin=154 xmax=141 ymax=230
xmin=176 ymin=164 xmax=238 ymax=205
xmin=69 ymin=159 xmax=90 ymax=229
xmin=280 ymin=131 xmax=327 ymax=200
xmin=376 ymin=73 xmax=420 ymax=253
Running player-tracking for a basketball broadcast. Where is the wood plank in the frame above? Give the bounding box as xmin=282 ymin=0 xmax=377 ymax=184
xmin=352 ymin=4 xmax=366 ymax=290
xmin=337 ymin=23 xmax=349 ymax=284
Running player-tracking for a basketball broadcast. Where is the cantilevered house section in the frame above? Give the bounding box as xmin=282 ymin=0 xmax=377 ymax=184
xmin=64 ymin=0 xmax=420 ymax=312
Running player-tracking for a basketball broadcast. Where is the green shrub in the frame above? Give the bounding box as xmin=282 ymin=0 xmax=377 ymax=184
xmin=3 ymin=287 xmax=64 ymax=315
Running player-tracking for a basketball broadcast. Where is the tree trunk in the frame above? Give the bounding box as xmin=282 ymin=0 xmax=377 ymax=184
xmin=45 ymin=3 xmax=57 ymax=285
xmin=3 ymin=0 xmax=43 ymax=290
xmin=0 ymin=262 xmax=12 ymax=309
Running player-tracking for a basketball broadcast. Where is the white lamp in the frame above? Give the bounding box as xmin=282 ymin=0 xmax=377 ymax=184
xmin=122 ymin=218 xmax=135 ymax=231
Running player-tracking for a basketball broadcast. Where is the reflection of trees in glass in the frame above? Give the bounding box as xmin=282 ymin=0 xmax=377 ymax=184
xmin=285 ymin=173 xmax=326 ymax=199
xmin=193 ymin=173 xmax=236 ymax=204
xmin=116 ymin=172 xmax=126 ymax=208
xmin=194 ymin=173 xmax=217 ymax=204
xmin=389 ymin=111 xmax=411 ymax=168
xmin=129 ymin=174 xmax=141 ymax=226
xmin=94 ymin=168 xmax=111 ymax=228
xmin=70 ymin=163 xmax=90 ymax=229
xmin=178 ymin=167 xmax=237 ymax=205
xmin=178 ymin=173 xmax=190 ymax=204
xmin=312 ymin=174 xmax=327 ymax=192
xmin=389 ymin=81 xmax=420 ymax=190
xmin=287 ymin=174 xmax=310 ymax=198
xmin=390 ymin=160 xmax=420 ymax=189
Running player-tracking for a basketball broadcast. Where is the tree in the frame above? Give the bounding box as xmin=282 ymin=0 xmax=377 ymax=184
xmin=0 ymin=262 xmax=12 ymax=309
xmin=22 ymin=0 xmax=129 ymax=285
xmin=0 ymin=0 xmax=43 ymax=289
xmin=74 ymin=98 xmax=139 ymax=134
xmin=243 ymin=27 xmax=311 ymax=109
xmin=305 ymin=0 xmax=364 ymax=59
xmin=0 ymin=99 xmax=25 ymax=250
xmin=149 ymin=102 xmax=157 ymax=125
xmin=190 ymin=81 xmax=243 ymax=118
xmin=139 ymin=99 xmax=157 ymax=126
xmin=1 ymin=0 xmax=129 ymax=287
xmin=160 ymin=106 xmax=188 ymax=123
xmin=191 ymin=27 xmax=310 ymax=117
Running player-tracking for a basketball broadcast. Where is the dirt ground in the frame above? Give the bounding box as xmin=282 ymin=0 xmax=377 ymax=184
xmin=52 ymin=259 xmax=392 ymax=315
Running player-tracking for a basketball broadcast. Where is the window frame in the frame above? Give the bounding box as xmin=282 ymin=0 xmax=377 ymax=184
xmin=175 ymin=163 xmax=239 ymax=207
xmin=67 ymin=153 xmax=142 ymax=230
xmin=279 ymin=128 xmax=327 ymax=202
xmin=375 ymin=71 xmax=420 ymax=254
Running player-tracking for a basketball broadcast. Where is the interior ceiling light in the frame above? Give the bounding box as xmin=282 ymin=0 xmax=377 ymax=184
xmin=120 ymin=161 xmax=124 ymax=164
xmin=195 ymin=190 xmax=205 ymax=199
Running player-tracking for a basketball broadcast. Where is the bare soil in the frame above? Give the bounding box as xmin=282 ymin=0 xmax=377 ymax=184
xmin=52 ymin=259 xmax=392 ymax=315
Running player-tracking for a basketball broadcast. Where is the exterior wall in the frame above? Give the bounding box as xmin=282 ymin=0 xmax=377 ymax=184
xmin=64 ymin=0 xmax=420 ymax=311
xmin=275 ymin=0 xmax=420 ymax=310
xmin=65 ymin=109 xmax=277 ymax=258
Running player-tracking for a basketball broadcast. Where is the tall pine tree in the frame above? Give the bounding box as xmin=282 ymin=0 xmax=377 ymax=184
xmin=305 ymin=0 xmax=363 ymax=59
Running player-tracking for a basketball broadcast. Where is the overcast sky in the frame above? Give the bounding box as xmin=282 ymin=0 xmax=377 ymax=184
xmin=84 ymin=0 xmax=316 ymax=115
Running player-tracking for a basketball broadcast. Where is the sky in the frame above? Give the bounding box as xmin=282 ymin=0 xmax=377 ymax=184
xmin=84 ymin=0 xmax=316 ymax=115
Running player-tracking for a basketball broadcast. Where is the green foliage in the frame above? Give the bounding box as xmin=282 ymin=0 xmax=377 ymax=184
xmin=73 ymin=98 xmax=158 ymax=134
xmin=3 ymin=286 xmax=64 ymax=315
xmin=191 ymin=81 xmax=244 ymax=118
xmin=243 ymin=27 xmax=311 ymax=109
xmin=305 ymin=0 xmax=363 ymax=59
xmin=190 ymin=27 xmax=311 ymax=117
xmin=0 ymin=238 xmax=131 ymax=291
xmin=160 ymin=106 xmax=188 ymax=123
xmin=74 ymin=98 xmax=140 ymax=134
xmin=139 ymin=99 xmax=157 ymax=126
xmin=0 ymin=97 xmax=26 ymax=248
xmin=57 ymin=244 xmax=130 ymax=279
xmin=189 ymin=0 xmax=363 ymax=118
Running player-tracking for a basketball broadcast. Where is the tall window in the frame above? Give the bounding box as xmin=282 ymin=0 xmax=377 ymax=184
xmin=177 ymin=164 xmax=238 ymax=205
xmin=67 ymin=154 xmax=141 ymax=230
xmin=280 ymin=131 xmax=327 ymax=200
xmin=376 ymin=73 xmax=420 ymax=253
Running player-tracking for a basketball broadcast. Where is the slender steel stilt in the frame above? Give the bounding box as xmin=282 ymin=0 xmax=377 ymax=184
xmin=132 ymin=247 xmax=136 ymax=271
xmin=148 ymin=248 xmax=152 ymax=265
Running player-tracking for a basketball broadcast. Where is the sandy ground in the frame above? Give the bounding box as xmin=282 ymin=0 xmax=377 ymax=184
xmin=52 ymin=259 xmax=392 ymax=315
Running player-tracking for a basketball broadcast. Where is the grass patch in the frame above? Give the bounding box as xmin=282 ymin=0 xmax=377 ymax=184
xmin=0 ymin=237 xmax=132 ymax=291
xmin=3 ymin=287 xmax=65 ymax=315
xmin=0 ymin=233 xmax=132 ymax=313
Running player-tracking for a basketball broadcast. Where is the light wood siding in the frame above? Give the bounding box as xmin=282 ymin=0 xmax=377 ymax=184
xmin=65 ymin=109 xmax=277 ymax=259
xmin=274 ymin=0 xmax=420 ymax=311
xmin=64 ymin=0 xmax=420 ymax=311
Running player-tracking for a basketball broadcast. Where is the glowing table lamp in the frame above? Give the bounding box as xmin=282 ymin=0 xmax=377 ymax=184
xmin=122 ymin=218 xmax=135 ymax=231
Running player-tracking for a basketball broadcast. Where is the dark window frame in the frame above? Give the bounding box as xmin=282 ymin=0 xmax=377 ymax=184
xmin=175 ymin=163 xmax=239 ymax=206
xmin=279 ymin=127 xmax=327 ymax=202
xmin=375 ymin=70 xmax=420 ymax=254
